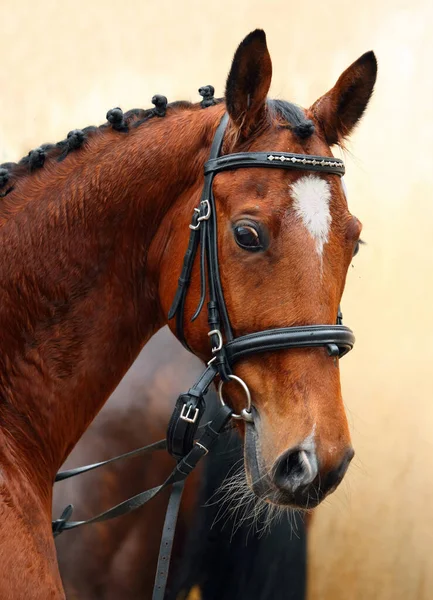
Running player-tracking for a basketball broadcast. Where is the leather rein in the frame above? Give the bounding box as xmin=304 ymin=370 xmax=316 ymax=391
xmin=52 ymin=113 xmax=355 ymax=599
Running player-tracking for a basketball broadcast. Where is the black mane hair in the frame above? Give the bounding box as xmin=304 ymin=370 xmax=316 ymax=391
xmin=0 ymin=96 xmax=214 ymax=197
xmin=0 ymin=94 xmax=314 ymax=198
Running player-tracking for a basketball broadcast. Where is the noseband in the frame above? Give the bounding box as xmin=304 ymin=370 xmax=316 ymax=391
xmin=53 ymin=113 xmax=355 ymax=600
xmin=167 ymin=113 xmax=354 ymax=440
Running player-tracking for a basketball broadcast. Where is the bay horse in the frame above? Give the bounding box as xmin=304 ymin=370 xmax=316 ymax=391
xmin=53 ymin=327 xmax=307 ymax=600
xmin=0 ymin=29 xmax=376 ymax=598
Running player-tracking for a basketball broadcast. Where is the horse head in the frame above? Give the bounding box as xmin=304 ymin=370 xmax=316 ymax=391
xmin=160 ymin=30 xmax=376 ymax=509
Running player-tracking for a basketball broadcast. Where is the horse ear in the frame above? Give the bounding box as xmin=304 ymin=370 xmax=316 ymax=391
xmin=310 ymin=51 xmax=377 ymax=146
xmin=225 ymin=29 xmax=272 ymax=136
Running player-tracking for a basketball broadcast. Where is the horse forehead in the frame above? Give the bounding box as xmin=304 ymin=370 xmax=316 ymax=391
xmin=215 ymin=167 xmax=287 ymax=199
xmin=237 ymin=175 xmax=270 ymax=198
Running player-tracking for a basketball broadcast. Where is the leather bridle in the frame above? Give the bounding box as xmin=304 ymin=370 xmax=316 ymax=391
xmin=166 ymin=112 xmax=354 ymax=445
xmin=52 ymin=113 xmax=355 ymax=600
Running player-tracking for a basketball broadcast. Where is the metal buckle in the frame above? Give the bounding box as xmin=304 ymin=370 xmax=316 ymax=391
xmin=218 ymin=374 xmax=253 ymax=422
xmin=188 ymin=200 xmax=211 ymax=230
xmin=180 ymin=404 xmax=199 ymax=423
xmin=197 ymin=199 xmax=211 ymax=222
xmin=189 ymin=208 xmax=201 ymax=230
xmin=208 ymin=329 xmax=223 ymax=353
xmin=194 ymin=441 xmax=209 ymax=455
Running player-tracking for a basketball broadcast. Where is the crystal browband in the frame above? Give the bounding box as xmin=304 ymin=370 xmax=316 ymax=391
xmin=205 ymin=150 xmax=345 ymax=177
xmin=267 ymin=154 xmax=344 ymax=169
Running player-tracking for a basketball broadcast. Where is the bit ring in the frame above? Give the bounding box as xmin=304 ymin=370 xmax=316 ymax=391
xmin=218 ymin=375 xmax=253 ymax=422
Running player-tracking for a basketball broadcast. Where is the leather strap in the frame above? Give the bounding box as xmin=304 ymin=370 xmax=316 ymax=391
xmin=53 ymin=471 xmax=176 ymax=535
xmin=166 ymin=363 xmax=218 ymax=459
xmin=52 ymin=406 xmax=232 ymax=536
xmin=153 ymin=404 xmax=233 ymax=599
xmin=167 ymin=209 xmax=201 ymax=351
xmin=225 ymin=325 xmax=355 ymax=363
xmin=208 ymin=113 xmax=230 ymax=158
xmin=55 ymin=422 xmax=209 ymax=484
xmin=152 ymin=480 xmax=185 ymax=600
xmin=190 ymin=217 xmax=208 ymax=321
xmin=166 ymin=394 xmax=205 ymax=460
xmin=167 ymin=114 xmax=230 ymax=351
xmin=205 ymin=151 xmax=345 ymax=177
xmin=55 ymin=438 xmax=167 ymax=482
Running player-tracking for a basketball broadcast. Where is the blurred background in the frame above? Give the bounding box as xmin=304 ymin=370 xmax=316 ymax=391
xmin=2 ymin=0 xmax=432 ymax=598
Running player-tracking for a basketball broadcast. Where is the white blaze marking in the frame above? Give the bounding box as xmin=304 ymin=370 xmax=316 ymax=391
xmin=302 ymin=423 xmax=316 ymax=449
xmin=290 ymin=175 xmax=332 ymax=258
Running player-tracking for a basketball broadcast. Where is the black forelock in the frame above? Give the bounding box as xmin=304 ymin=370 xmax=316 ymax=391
xmin=268 ymin=99 xmax=315 ymax=139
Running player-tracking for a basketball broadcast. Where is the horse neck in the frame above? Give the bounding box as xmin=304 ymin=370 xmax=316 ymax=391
xmin=0 ymin=104 xmax=223 ymax=491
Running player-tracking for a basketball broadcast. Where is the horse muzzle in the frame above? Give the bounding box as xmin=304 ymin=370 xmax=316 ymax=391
xmin=244 ymin=415 xmax=354 ymax=509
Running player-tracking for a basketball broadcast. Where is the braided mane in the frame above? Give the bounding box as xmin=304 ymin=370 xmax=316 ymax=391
xmin=0 ymin=95 xmax=192 ymax=198
xmin=0 ymin=89 xmax=313 ymax=198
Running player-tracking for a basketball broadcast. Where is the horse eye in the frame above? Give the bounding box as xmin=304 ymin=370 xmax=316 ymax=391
xmin=234 ymin=223 xmax=263 ymax=251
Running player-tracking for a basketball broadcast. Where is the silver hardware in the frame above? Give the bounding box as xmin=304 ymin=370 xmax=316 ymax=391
xmin=189 ymin=200 xmax=211 ymax=230
xmin=180 ymin=404 xmax=199 ymax=423
xmin=218 ymin=375 xmax=253 ymax=421
xmin=267 ymin=154 xmax=343 ymax=169
xmin=207 ymin=356 xmax=217 ymax=367
xmin=208 ymin=329 xmax=223 ymax=353
xmin=197 ymin=199 xmax=211 ymax=222
xmin=189 ymin=223 xmax=200 ymax=230
xmin=195 ymin=441 xmax=209 ymax=455
xmin=189 ymin=207 xmax=202 ymax=230
xmin=241 ymin=408 xmax=254 ymax=422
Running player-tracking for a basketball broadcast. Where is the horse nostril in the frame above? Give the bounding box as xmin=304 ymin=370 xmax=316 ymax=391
xmin=325 ymin=447 xmax=355 ymax=491
xmin=273 ymin=447 xmax=318 ymax=493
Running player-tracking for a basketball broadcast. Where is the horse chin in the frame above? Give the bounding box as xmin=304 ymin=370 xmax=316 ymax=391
xmin=265 ymin=489 xmax=323 ymax=510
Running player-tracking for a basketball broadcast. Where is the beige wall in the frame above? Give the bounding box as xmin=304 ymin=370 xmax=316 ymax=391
xmin=2 ymin=1 xmax=432 ymax=598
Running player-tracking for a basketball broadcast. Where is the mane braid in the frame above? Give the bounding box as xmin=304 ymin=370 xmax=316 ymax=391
xmin=0 ymin=97 xmax=198 ymax=196
xmin=0 ymin=94 xmax=301 ymax=197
